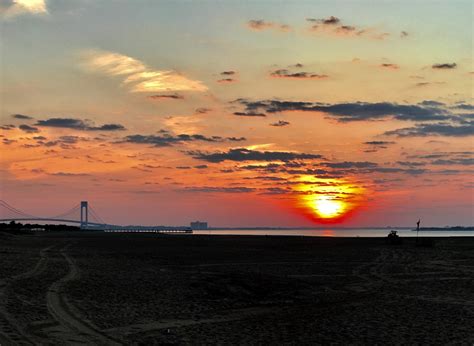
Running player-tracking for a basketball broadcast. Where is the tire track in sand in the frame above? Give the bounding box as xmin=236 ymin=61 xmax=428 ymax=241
xmin=46 ymin=244 xmax=122 ymax=345
xmin=0 ymin=244 xmax=58 ymax=345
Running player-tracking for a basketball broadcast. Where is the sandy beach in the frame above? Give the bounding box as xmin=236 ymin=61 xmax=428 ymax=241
xmin=0 ymin=231 xmax=473 ymax=345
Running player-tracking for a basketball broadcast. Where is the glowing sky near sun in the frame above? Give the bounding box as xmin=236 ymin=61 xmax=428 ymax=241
xmin=0 ymin=0 xmax=472 ymax=227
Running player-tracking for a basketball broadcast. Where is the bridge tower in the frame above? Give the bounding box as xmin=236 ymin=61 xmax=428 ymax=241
xmin=80 ymin=201 xmax=88 ymax=229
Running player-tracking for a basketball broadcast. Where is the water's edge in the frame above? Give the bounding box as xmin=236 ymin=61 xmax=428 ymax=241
xmin=193 ymin=228 xmax=474 ymax=238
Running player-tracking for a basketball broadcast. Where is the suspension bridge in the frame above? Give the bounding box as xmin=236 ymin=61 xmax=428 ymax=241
xmin=0 ymin=200 xmax=192 ymax=233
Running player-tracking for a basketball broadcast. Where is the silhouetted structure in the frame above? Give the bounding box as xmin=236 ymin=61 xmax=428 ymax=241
xmin=0 ymin=221 xmax=79 ymax=233
xmin=80 ymin=201 xmax=89 ymax=228
xmin=0 ymin=200 xmax=105 ymax=229
xmin=191 ymin=221 xmax=208 ymax=230
xmin=0 ymin=200 xmax=191 ymax=232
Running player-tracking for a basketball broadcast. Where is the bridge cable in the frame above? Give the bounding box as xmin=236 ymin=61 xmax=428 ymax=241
xmin=49 ymin=204 xmax=81 ymax=219
xmin=88 ymin=206 xmax=106 ymax=224
xmin=0 ymin=200 xmax=38 ymax=218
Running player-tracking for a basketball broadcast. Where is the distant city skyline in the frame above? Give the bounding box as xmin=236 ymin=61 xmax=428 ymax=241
xmin=1 ymin=0 xmax=472 ymax=227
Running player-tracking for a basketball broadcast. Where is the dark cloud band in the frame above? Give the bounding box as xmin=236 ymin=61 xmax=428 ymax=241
xmin=124 ymin=133 xmax=246 ymax=147
xmin=36 ymin=118 xmax=126 ymax=131
xmin=187 ymin=148 xmax=323 ymax=163
xmin=235 ymin=99 xmax=452 ymax=122
xmin=384 ymin=122 xmax=474 ymax=137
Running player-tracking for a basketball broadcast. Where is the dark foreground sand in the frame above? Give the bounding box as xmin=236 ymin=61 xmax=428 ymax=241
xmin=0 ymin=231 xmax=473 ymax=345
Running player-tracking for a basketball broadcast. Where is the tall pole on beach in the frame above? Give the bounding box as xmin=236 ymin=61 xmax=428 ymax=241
xmin=416 ymin=219 xmax=420 ymax=242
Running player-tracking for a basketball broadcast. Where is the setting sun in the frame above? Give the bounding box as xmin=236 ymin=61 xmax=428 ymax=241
xmin=293 ymin=175 xmax=367 ymax=223
xmin=313 ymin=196 xmax=345 ymax=219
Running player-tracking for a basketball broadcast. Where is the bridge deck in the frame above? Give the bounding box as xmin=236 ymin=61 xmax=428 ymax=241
xmin=0 ymin=218 xmax=193 ymax=233
xmin=104 ymin=229 xmax=193 ymax=234
xmin=0 ymin=218 xmax=106 ymax=227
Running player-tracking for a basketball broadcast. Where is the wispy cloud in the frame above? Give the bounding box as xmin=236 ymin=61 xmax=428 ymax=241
xmin=81 ymin=49 xmax=207 ymax=93
xmin=364 ymin=140 xmax=395 ymax=146
xmin=379 ymin=63 xmax=399 ymax=70
xmin=432 ymin=63 xmax=457 ymax=70
xmin=385 ymin=123 xmax=474 ymax=137
xmin=2 ymin=0 xmax=47 ymax=18
xmin=123 ymin=131 xmax=246 ymax=147
xmin=147 ymin=94 xmax=184 ymax=100
xmin=306 ymin=16 xmax=340 ymax=25
xmin=363 ymin=140 xmax=395 ymax=153
xmin=233 ymin=111 xmax=266 ymax=117
xmin=188 ymin=148 xmax=322 ymax=163
xmin=307 ymin=16 xmax=390 ymax=40
xmin=270 ymin=69 xmax=328 ymax=79
xmin=247 ymin=19 xmax=291 ymax=32
xmin=0 ymin=125 xmax=15 ymax=130
xmin=235 ymin=99 xmax=454 ymax=122
xmin=217 ymin=71 xmax=238 ymax=83
xmin=19 ymin=124 xmax=39 ymax=133
xmin=50 ymin=172 xmax=90 ymax=177
xmin=270 ymin=120 xmax=290 ymax=127
xmin=246 ymin=16 xmax=403 ymax=41
xmin=12 ymin=114 xmax=34 ymax=120
xmin=414 ymin=81 xmax=446 ymax=88
xmin=36 ymin=117 xmax=126 ymax=131
xmin=217 ymin=78 xmax=236 ymax=84
xmin=180 ymin=186 xmax=255 ymax=194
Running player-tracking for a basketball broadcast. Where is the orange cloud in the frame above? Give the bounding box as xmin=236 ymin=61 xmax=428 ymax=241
xmin=81 ymin=49 xmax=207 ymax=93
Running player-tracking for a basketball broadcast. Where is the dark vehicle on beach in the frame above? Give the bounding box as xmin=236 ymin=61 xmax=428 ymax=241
xmin=386 ymin=230 xmax=402 ymax=245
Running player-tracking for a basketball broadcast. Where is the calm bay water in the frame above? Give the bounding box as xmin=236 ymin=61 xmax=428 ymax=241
xmin=193 ymin=228 xmax=474 ymax=237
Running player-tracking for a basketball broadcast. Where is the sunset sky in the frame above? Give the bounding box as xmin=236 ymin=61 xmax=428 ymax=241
xmin=1 ymin=0 xmax=473 ymax=227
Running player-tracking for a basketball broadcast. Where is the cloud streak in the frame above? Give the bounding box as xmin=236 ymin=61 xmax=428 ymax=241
xmin=384 ymin=123 xmax=474 ymax=137
xmin=247 ymin=19 xmax=291 ymax=32
xmin=188 ymin=148 xmax=322 ymax=163
xmin=235 ymin=99 xmax=452 ymax=122
xmin=147 ymin=94 xmax=184 ymax=100
xmin=306 ymin=16 xmax=340 ymax=25
xmin=36 ymin=118 xmax=126 ymax=131
xmin=234 ymin=111 xmax=266 ymax=117
xmin=270 ymin=69 xmax=328 ymax=80
xmin=12 ymin=114 xmax=34 ymax=120
xmin=432 ymin=63 xmax=457 ymax=69
xmin=81 ymin=49 xmax=207 ymax=93
xmin=124 ymin=132 xmax=246 ymax=147
xmin=181 ymin=186 xmax=255 ymax=193
xmin=217 ymin=78 xmax=236 ymax=84
xmin=270 ymin=120 xmax=290 ymax=127
xmin=307 ymin=16 xmax=390 ymax=40
xmin=380 ymin=63 xmax=399 ymax=70
xmin=19 ymin=124 xmax=39 ymax=133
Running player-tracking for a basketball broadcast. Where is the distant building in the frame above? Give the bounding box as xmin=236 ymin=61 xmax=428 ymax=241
xmin=191 ymin=221 xmax=208 ymax=230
